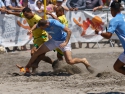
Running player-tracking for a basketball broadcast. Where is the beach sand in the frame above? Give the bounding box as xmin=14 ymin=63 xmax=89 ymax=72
xmin=0 ymin=43 xmax=125 ymax=94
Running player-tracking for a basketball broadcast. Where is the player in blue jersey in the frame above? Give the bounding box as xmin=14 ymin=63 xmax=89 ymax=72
xmin=25 ymin=19 xmax=94 ymax=73
xmin=95 ymin=1 xmax=125 ymax=75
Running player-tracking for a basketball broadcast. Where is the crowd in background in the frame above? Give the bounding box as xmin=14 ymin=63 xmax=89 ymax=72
xmin=0 ymin=0 xmax=124 ymax=51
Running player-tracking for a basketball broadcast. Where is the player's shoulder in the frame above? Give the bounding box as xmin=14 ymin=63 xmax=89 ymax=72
xmin=34 ymin=14 xmax=42 ymax=20
xmin=111 ymin=13 xmax=124 ymax=23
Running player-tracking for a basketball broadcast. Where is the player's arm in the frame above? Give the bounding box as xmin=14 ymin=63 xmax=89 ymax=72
xmin=63 ymin=27 xmax=71 ymax=44
xmin=62 ymin=6 xmax=69 ymax=11
xmin=95 ymin=30 xmax=112 ymax=39
xmin=27 ymin=24 xmax=37 ymax=35
xmin=47 ymin=12 xmax=60 ymax=21
xmin=95 ymin=19 xmax=117 ymax=39
xmin=6 ymin=10 xmax=21 ymax=17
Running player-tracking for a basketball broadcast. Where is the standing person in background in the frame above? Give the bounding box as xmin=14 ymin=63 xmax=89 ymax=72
xmin=55 ymin=0 xmax=69 ymax=11
xmin=95 ymin=1 xmax=125 ymax=75
xmin=66 ymin=0 xmax=86 ymax=11
xmin=34 ymin=0 xmax=44 ymax=16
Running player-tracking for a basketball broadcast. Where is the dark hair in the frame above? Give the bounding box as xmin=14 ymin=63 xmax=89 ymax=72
xmin=38 ymin=19 xmax=47 ymax=27
xmin=56 ymin=6 xmax=64 ymax=13
xmin=110 ymin=1 xmax=121 ymax=11
xmin=22 ymin=7 xmax=32 ymax=13
xmin=36 ymin=0 xmax=42 ymax=4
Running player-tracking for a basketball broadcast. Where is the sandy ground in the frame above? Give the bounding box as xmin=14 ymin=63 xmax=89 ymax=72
xmin=0 ymin=43 xmax=125 ymax=94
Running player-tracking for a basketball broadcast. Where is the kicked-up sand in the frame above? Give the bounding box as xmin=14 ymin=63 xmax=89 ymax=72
xmin=0 ymin=43 xmax=125 ymax=94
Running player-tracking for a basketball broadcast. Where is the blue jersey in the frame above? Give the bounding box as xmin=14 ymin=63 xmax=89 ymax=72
xmin=107 ymin=13 xmax=125 ymax=53
xmin=44 ymin=19 xmax=67 ymax=41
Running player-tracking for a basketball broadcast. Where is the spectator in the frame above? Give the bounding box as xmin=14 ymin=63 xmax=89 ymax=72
xmin=21 ymin=0 xmax=28 ymax=7
xmin=0 ymin=0 xmax=6 ymax=12
xmin=55 ymin=0 xmax=69 ymax=11
xmin=86 ymin=0 xmax=103 ymax=12
xmin=66 ymin=0 xmax=86 ymax=11
xmin=28 ymin=0 xmax=38 ymax=12
xmin=4 ymin=0 xmax=24 ymax=11
xmin=42 ymin=0 xmax=54 ymax=13
xmin=34 ymin=0 xmax=44 ymax=16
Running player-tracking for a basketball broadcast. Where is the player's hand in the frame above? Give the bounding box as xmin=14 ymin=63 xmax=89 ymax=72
xmin=27 ymin=30 xmax=32 ymax=35
xmin=59 ymin=42 xmax=67 ymax=48
xmin=95 ymin=29 xmax=99 ymax=34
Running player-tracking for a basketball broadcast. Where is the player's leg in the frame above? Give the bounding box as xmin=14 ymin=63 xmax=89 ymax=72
xmin=25 ymin=44 xmax=50 ymax=69
xmin=113 ymin=52 xmax=125 ymax=75
xmin=56 ymin=48 xmax=64 ymax=61
xmin=63 ymin=50 xmax=94 ymax=73
xmin=63 ymin=50 xmax=90 ymax=67
xmin=25 ymin=39 xmax=57 ymax=69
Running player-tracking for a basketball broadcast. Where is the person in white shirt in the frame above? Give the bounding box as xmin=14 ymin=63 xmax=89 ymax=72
xmin=34 ymin=0 xmax=44 ymax=16
xmin=28 ymin=0 xmax=38 ymax=12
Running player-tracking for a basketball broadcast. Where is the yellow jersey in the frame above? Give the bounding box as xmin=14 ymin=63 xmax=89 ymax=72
xmin=58 ymin=15 xmax=68 ymax=27
xmin=20 ymin=13 xmax=48 ymax=47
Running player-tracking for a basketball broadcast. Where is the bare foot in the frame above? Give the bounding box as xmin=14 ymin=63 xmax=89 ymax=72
xmin=81 ymin=58 xmax=95 ymax=73
xmin=86 ymin=66 xmax=95 ymax=73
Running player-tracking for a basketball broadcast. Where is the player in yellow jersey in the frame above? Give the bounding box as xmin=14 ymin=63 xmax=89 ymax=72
xmin=47 ymin=6 xmax=68 ymax=27
xmin=6 ymin=7 xmax=63 ymax=73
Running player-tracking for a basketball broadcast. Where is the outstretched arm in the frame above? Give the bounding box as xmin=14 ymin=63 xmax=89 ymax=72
xmin=6 ymin=10 xmax=21 ymax=17
xmin=47 ymin=12 xmax=59 ymax=21
xmin=95 ymin=30 xmax=112 ymax=39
